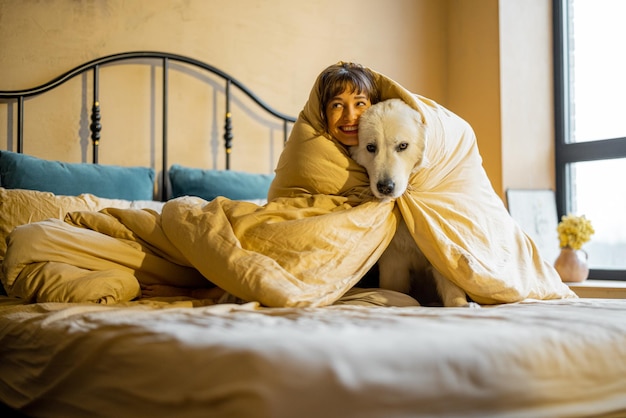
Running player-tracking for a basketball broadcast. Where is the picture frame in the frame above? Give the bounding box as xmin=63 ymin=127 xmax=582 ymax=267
xmin=506 ymin=189 xmax=560 ymax=265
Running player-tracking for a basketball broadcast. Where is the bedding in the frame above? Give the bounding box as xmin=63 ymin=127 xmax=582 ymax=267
xmin=0 ymin=297 xmax=625 ymax=418
xmin=1 ymin=65 xmax=574 ymax=307
xmin=1 ymin=53 xmax=625 ymax=418
xmin=0 ymin=187 xmax=166 ymax=299
xmin=0 ymin=187 xmax=165 ymax=260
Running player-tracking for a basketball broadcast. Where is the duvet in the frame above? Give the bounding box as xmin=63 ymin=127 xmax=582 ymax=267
xmin=1 ymin=66 xmax=575 ymax=307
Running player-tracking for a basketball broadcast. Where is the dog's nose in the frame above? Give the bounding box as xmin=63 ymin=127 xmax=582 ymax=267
xmin=376 ymin=179 xmax=395 ymax=195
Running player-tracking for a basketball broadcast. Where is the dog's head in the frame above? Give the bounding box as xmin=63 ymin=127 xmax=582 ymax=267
xmin=349 ymin=98 xmax=427 ymax=200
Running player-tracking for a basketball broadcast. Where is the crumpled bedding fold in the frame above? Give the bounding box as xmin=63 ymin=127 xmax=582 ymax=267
xmin=1 ymin=66 xmax=575 ymax=306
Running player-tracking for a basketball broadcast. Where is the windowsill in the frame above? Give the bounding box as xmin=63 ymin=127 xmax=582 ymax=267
xmin=566 ymin=280 xmax=626 ymax=299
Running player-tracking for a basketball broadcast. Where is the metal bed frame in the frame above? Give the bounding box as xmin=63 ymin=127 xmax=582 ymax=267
xmin=0 ymin=51 xmax=296 ymax=200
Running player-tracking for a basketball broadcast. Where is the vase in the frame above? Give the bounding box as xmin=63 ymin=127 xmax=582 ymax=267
xmin=554 ymin=247 xmax=589 ymax=282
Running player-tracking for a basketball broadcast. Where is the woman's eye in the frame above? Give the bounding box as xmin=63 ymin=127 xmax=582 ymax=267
xmin=397 ymin=142 xmax=408 ymax=151
xmin=366 ymin=144 xmax=376 ymax=153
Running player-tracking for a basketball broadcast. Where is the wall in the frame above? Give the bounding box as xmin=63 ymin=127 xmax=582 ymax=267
xmin=499 ymin=0 xmax=555 ymax=192
xmin=444 ymin=0 xmax=556 ymax=199
xmin=446 ymin=0 xmax=503 ymax=196
xmin=0 ymin=0 xmax=555 ymax=198
xmin=0 ymin=0 xmax=448 ymax=104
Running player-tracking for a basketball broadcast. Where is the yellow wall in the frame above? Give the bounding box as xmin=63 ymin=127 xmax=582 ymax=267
xmin=444 ymin=0 xmax=556 ymax=199
xmin=0 ymin=0 xmax=555 ymax=199
xmin=499 ymin=0 xmax=556 ymax=193
xmin=446 ymin=0 xmax=503 ymax=196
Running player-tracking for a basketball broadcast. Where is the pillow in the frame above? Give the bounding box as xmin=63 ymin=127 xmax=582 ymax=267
xmin=169 ymin=164 xmax=274 ymax=201
xmin=0 ymin=151 xmax=155 ymax=201
xmin=0 ymin=187 xmax=165 ymax=260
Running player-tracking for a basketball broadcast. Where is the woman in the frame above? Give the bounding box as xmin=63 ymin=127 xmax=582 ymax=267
xmin=266 ymin=62 xmax=385 ymax=202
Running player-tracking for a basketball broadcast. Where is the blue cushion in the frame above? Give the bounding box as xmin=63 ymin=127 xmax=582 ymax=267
xmin=0 ymin=151 xmax=155 ymax=201
xmin=169 ymin=164 xmax=274 ymax=201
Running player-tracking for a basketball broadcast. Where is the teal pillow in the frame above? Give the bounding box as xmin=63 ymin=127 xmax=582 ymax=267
xmin=0 ymin=151 xmax=155 ymax=201
xmin=169 ymin=164 xmax=274 ymax=201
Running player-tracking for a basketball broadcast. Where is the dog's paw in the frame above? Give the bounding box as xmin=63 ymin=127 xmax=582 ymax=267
xmin=466 ymin=301 xmax=481 ymax=309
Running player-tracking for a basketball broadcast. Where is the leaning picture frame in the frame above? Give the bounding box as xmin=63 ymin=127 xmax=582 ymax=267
xmin=506 ymin=189 xmax=560 ymax=265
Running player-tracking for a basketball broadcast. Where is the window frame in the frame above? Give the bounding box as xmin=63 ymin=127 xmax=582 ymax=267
xmin=552 ymin=0 xmax=626 ymax=281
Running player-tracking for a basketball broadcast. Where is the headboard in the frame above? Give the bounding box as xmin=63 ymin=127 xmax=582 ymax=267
xmin=0 ymin=51 xmax=297 ymax=201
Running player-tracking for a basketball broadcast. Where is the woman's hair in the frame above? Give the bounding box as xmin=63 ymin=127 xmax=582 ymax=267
xmin=318 ymin=62 xmax=380 ymax=129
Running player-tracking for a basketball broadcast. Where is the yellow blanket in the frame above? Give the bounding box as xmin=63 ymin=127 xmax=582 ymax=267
xmin=1 ymin=68 xmax=576 ymax=306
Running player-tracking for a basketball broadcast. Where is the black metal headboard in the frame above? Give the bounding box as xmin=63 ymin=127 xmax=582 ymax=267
xmin=0 ymin=51 xmax=297 ymax=200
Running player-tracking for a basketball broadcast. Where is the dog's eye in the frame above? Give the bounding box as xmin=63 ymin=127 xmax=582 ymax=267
xmin=397 ymin=142 xmax=409 ymax=152
xmin=366 ymin=144 xmax=377 ymax=153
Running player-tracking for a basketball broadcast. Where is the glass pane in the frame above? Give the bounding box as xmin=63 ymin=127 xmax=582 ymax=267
xmin=568 ymin=0 xmax=626 ymax=142
xmin=569 ymin=158 xmax=626 ymax=269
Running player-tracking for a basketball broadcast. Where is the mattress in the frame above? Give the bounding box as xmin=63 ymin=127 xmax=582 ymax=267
xmin=1 ymin=295 xmax=625 ymax=418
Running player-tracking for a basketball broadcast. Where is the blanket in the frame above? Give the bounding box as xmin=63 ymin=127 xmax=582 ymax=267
xmin=1 ymin=67 xmax=576 ymax=307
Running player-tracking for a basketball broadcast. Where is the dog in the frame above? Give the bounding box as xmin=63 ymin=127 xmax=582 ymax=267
xmin=349 ymin=98 xmax=471 ymax=307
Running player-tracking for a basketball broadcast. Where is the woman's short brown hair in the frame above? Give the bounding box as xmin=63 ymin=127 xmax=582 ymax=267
xmin=318 ymin=62 xmax=380 ymax=129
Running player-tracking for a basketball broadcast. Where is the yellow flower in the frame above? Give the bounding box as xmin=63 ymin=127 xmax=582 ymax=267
xmin=557 ymin=214 xmax=595 ymax=250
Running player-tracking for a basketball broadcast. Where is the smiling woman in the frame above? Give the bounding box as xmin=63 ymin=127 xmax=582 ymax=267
xmin=318 ymin=62 xmax=380 ymax=147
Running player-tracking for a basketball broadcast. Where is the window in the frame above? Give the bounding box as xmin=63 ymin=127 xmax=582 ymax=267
xmin=553 ymin=0 xmax=626 ymax=280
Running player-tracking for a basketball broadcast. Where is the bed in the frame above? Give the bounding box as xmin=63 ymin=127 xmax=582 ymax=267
xmin=1 ymin=52 xmax=625 ymax=418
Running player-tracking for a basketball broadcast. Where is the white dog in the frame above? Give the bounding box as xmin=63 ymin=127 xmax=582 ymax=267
xmin=350 ymin=98 xmax=471 ymax=307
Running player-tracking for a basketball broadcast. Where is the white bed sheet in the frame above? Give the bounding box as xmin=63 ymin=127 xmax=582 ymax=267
xmin=1 ymin=296 xmax=625 ymax=418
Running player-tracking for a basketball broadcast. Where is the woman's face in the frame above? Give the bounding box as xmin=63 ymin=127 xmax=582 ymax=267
xmin=325 ymin=88 xmax=372 ymax=147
